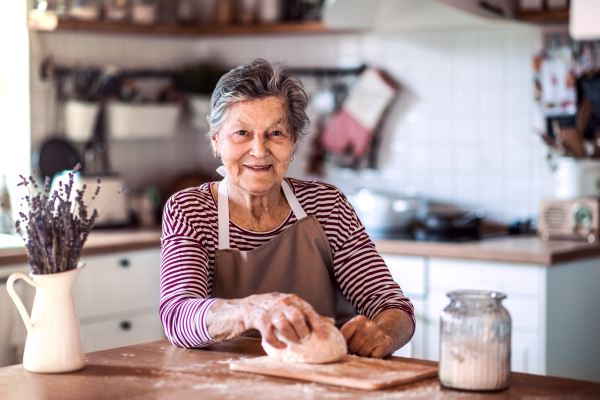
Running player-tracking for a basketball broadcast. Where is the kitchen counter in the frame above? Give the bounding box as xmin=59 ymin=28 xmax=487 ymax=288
xmin=0 ymin=229 xmax=161 ymax=266
xmin=2 ymin=230 xmax=600 ymax=267
xmin=1 ymin=338 xmax=599 ymax=400
xmin=374 ymin=235 xmax=600 ymax=266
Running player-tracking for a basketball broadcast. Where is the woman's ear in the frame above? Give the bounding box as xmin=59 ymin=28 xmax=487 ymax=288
xmin=210 ymin=130 xmax=220 ymax=156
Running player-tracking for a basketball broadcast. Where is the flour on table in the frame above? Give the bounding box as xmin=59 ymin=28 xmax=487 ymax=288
xmin=261 ymin=322 xmax=347 ymax=364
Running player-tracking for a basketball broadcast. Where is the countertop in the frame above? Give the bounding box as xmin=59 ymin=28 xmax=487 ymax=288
xmin=0 ymin=229 xmax=162 ymax=266
xmin=2 ymin=229 xmax=600 ymax=267
xmin=1 ymin=338 xmax=598 ymax=400
xmin=373 ymin=235 xmax=600 ymax=266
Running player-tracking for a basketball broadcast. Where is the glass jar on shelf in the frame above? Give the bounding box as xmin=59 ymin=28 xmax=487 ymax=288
xmin=439 ymin=290 xmax=511 ymax=391
xmin=237 ymin=0 xmax=256 ymax=25
xmin=131 ymin=0 xmax=157 ymax=24
xmin=104 ymin=0 xmax=130 ymax=21
xmin=69 ymin=0 xmax=103 ymax=20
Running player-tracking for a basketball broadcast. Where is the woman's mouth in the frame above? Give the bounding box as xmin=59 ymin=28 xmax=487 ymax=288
xmin=245 ymin=165 xmax=272 ymax=172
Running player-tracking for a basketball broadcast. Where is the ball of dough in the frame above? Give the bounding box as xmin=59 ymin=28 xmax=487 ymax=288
xmin=261 ymin=322 xmax=347 ymax=364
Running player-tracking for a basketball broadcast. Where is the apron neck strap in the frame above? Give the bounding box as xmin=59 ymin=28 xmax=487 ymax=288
xmin=217 ymin=178 xmax=307 ymax=250
xmin=217 ymin=177 xmax=230 ymax=250
xmin=281 ymin=179 xmax=307 ymax=220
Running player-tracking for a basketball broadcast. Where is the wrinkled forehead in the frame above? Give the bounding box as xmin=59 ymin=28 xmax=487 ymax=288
xmin=224 ymin=96 xmax=290 ymax=125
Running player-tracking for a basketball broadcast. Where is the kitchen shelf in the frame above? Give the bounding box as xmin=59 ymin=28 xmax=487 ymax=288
xmin=515 ymin=8 xmax=569 ymax=24
xmin=28 ymin=16 xmax=344 ymax=37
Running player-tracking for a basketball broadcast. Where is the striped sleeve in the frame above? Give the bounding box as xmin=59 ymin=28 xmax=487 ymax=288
xmin=159 ymin=193 xmax=217 ymax=348
xmin=296 ymin=180 xmax=415 ymax=338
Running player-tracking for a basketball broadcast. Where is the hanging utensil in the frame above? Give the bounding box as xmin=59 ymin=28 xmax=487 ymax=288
xmin=34 ymin=69 xmax=83 ymax=181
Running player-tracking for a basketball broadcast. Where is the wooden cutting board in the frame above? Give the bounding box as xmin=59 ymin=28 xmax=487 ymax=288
xmin=230 ymin=355 xmax=438 ymax=391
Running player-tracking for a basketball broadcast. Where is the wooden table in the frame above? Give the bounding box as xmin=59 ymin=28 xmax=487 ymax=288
xmin=1 ymin=338 xmax=600 ymax=400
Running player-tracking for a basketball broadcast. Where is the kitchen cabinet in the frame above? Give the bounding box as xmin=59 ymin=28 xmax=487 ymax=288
xmin=73 ymin=248 xmax=165 ymax=352
xmin=381 ymin=253 xmax=600 ymax=383
xmin=0 ymin=263 xmax=35 ymax=367
xmin=0 ymin=247 xmax=165 ymax=364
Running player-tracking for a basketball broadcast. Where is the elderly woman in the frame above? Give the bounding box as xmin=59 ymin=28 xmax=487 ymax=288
xmin=160 ymin=59 xmax=414 ymax=358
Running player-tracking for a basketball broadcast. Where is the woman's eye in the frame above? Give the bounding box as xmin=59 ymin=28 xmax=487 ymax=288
xmin=236 ymin=130 xmax=248 ymax=136
xmin=271 ymin=130 xmax=282 ymax=136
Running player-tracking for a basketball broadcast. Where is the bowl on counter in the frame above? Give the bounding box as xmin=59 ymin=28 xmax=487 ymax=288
xmin=346 ymin=189 xmax=422 ymax=239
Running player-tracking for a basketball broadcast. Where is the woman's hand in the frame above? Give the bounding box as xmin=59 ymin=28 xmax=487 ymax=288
xmin=340 ymin=310 xmax=413 ymax=359
xmin=242 ymin=293 xmax=332 ymax=349
xmin=340 ymin=315 xmax=395 ymax=358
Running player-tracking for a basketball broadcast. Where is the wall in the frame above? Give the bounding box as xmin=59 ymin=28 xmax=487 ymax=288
xmin=29 ymin=23 xmax=552 ymax=224
xmin=1 ymin=0 xmax=31 ymax=216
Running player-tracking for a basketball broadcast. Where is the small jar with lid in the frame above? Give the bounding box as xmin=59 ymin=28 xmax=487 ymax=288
xmin=439 ymin=290 xmax=511 ymax=391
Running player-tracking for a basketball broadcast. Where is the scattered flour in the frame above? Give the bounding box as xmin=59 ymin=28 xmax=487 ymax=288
xmin=191 ymin=383 xmax=230 ymax=390
xmin=217 ymin=357 xmax=247 ymax=364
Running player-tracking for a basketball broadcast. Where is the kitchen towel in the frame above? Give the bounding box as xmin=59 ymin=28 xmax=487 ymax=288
xmin=322 ymin=68 xmax=398 ymax=158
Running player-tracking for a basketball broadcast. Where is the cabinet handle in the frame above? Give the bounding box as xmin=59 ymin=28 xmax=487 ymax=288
xmin=119 ymin=259 xmax=130 ymax=268
xmin=120 ymin=321 xmax=132 ymax=331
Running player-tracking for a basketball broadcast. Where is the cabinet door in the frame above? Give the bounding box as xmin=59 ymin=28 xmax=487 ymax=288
xmin=0 ymin=263 xmax=35 ymax=367
xmin=380 ymin=255 xmax=426 ymax=296
xmin=428 ymin=258 xmax=543 ymax=297
xmin=80 ymin=312 xmax=166 ymax=353
xmin=73 ymin=248 xmax=161 ymax=319
xmin=0 ymin=280 xmax=19 ymax=366
xmin=512 ymin=332 xmax=540 ymax=374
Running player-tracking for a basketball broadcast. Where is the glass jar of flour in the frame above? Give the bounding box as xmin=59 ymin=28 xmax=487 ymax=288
xmin=439 ymin=290 xmax=511 ymax=391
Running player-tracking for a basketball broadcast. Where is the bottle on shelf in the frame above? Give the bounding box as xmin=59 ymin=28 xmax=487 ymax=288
xmin=104 ymin=0 xmax=130 ymax=22
xmin=131 ymin=0 xmax=158 ymax=24
xmin=257 ymin=0 xmax=281 ymax=24
xmin=177 ymin=0 xmax=197 ymax=26
xmin=237 ymin=0 xmax=256 ymax=25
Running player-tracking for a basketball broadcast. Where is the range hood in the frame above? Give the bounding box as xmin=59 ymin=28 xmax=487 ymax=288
xmin=322 ymin=0 xmax=522 ymax=33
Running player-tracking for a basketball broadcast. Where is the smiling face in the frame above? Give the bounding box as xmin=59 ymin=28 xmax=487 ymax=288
xmin=211 ymin=96 xmax=296 ymax=197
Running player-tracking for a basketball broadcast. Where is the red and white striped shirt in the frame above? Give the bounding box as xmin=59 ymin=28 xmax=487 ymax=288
xmin=160 ymin=178 xmax=415 ymax=348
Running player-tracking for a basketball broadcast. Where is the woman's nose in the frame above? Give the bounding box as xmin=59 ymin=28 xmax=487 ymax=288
xmin=250 ymin=134 xmax=269 ymax=158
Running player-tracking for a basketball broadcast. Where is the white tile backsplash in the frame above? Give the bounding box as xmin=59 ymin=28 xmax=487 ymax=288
xmin=29 ymin=23 xmax=550 ymax=223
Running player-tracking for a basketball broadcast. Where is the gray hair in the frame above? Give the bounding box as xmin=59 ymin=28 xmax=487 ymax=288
xmin=207 ymin=59 xmax=309 ymax=141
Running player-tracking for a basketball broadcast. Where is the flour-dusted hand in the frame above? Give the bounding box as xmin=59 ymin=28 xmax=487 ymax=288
xmin=340 ymin=315 xmax=396 ymax=358
xmin=244 ymin=293 xmax=331 ymax=349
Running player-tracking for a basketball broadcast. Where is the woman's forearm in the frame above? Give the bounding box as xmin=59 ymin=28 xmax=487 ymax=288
xmin=373 ymin=309 xmax=414 ymax=352
xmin=205 ymin=293 xmax=331 ymax=346
xmin=205 ymin=298 xmax=253 ymax=342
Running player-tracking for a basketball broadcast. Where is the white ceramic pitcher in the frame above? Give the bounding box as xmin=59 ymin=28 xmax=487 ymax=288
xmin=6 ymin=265 xmax=86 ymax=373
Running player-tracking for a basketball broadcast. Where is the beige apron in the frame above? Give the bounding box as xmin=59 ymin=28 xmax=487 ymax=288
xmin=212 ymin=174 xmax=357 ymax=329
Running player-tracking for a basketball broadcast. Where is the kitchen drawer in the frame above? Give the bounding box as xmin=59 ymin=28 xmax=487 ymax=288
xmin=427 ymin=292 xmax=540 ymax=330
xmin=512 ymin=331 xmax=541 ymax=374
xmin=73 ymin=248 xmax=161 ymax=319
xmin=80 ymin=311 xmax=165 ymax=353
xmin=429 ymin=258 xmax=543 ymax=296
xmin=380 ymin=254 xmax=426 ymax=296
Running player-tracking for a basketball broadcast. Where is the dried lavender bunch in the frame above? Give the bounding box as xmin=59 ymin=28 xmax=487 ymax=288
xmin=13 ymin=164 xmax=101 ymax=275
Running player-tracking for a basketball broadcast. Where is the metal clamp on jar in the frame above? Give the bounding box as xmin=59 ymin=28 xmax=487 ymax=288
xmin=439 ymin=290 xmax=512 ymax=391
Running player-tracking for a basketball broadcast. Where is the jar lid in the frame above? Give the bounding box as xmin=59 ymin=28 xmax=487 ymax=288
xmin=447 ymin=290 xmax=507 ymax=301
